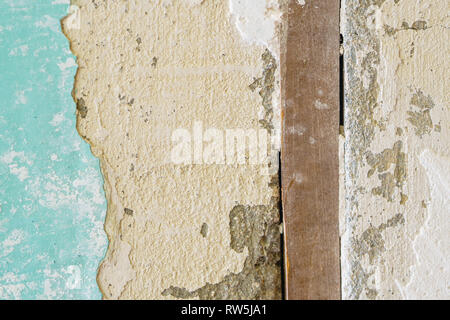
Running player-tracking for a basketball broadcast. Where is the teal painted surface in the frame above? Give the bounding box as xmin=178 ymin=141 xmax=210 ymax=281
xmin=0 ymin=1 xmax=106 ymax=299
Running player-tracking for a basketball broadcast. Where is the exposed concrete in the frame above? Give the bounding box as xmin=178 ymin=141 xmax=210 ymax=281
xmin=63 ymin=0 xmax=283 ymax=299
xmin=341 ymin=0 xmax=449 ymax=299
xmin=162 ymin=202 xmax=281 ymax=299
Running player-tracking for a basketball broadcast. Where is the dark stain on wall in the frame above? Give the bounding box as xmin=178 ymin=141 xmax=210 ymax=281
xmin=162 ymin=199 xmax=282 ymax=299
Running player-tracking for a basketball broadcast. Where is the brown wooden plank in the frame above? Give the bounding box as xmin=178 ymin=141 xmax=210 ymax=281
xmin=281 ymin=0 xmax=341 ymax=300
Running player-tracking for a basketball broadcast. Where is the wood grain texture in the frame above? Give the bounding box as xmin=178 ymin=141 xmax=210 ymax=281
xmin=281 ymin=0 xmax=340 ymax=300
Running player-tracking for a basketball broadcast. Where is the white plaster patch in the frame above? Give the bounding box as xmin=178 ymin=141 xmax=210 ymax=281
xmin=97 ymin=241 xmax=136 ymax=299
xmin=399 ymin=149 xmax=450 ymax=299
xmin=229 ymin=0 xmax=281 ymax=52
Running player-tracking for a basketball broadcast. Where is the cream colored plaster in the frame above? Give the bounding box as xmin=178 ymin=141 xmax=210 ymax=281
xmin=63 ymin=0 xmax=282 ymax=299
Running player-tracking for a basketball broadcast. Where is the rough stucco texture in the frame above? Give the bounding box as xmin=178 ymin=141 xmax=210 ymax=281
xmin=341 ymin=0 xmax=449 ymax=299
xmin=56 ymin=0 xmax=450 ymax=300
xmin=63 ymin=0 xmax=283 ymax=299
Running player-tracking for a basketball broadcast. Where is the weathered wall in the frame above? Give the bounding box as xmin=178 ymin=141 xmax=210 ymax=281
xmin=56 ymin=0 xmax=450 ymax=300
xmin=3 ymin=0 xmax=449 ymax=301
xmin=0 ymin=0 xmax=106 ymax=299
xmin=63 ymin=0 xmax=284 ymax=299
xmin=341 ymin=0 xmax=449 ymax=299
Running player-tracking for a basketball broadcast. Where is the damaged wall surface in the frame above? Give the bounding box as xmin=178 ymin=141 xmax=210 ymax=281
xmin=2 ymin=0 xmax=448 ymax=300
xmin=341 ymin=0 xmax=449 ymax=299
xmin=0 ymin=0 xmax=106 ymax=299
xmin=62 ymin=0 xmax=284 ymax=299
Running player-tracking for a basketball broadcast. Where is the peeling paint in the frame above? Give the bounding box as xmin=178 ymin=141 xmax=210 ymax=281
xmin=162 ymin=203 xmax=281 ymax=300
xmin=228 ymin=0 xmax=282 ymax=56
xmin=342 ymin=0 xmax=449 ymax=299
xmin=62 ymin=0 xmax=282 ymax=299
xmin=249 ymin=49 xmax=277 ymax=132
xmin=366 ymin=141 xmax=407 ymax=202
xmin=350 ymin=214 xmax=405 ymax=299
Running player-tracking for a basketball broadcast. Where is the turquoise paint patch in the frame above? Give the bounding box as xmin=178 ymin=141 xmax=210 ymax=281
xmin=0 ymin=1 xmax=107 ymax=299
